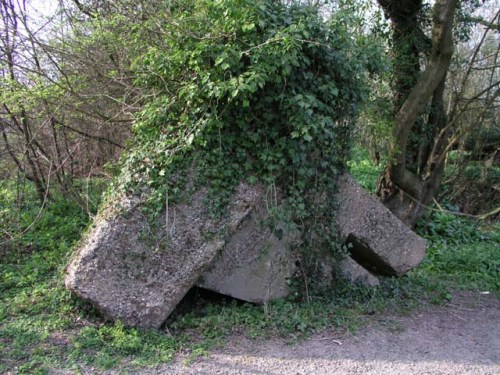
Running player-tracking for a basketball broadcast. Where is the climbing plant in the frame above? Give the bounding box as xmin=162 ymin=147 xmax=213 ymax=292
xmin=117 ymin=0 xmax=374 ymax=276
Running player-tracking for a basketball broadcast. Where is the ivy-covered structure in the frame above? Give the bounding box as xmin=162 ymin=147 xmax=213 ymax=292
xmin=65 ymin=1 xmax=425 ymax=328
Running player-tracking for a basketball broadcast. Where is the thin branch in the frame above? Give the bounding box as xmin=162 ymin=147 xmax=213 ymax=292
xmin=463 ymin=15 xmax=500 ymax=31
xmin=53 ymin=118 xmax=125 ymax=149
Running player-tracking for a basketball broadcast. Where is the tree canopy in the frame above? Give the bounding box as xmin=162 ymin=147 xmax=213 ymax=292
xmin=1 ymin=0 xmax=498 ymax=224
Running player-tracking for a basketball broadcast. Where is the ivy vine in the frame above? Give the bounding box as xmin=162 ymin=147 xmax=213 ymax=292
xmin=115 ymin=0 xmax=373 ymax=289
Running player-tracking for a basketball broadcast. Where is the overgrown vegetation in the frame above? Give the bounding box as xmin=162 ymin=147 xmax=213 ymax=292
xmin=111 ymin=1 xmax=382 ymax=272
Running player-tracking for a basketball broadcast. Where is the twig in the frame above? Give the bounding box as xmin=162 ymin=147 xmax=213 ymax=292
xmin=449 ymin=311 xmax=466 ymax=321
xmin=313 ymin=337 xmax=343 ymax=345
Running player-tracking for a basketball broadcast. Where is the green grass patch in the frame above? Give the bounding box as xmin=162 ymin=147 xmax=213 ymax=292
xmin=1 ymin=180 xmax=371 ymax=372
xmin=414 ymin=211 xmax=499 ymax=293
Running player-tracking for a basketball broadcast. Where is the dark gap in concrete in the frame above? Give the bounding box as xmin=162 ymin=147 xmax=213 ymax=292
xmin=346 ymin=234 xmax=397 ymax=276
xmin=164 ymin=286 xmax=255 ymax=328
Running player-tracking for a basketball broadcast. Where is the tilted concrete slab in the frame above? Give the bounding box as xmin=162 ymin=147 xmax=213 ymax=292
xmin=198 ymin=199 xmax=299 ymax=303
xmin=65 ymin=183 xmax=263 ymax=328
xmin=336 ymin=174 xmax=426 ymax=276
xmin=66 ymin=173 xmax=425 ymax=329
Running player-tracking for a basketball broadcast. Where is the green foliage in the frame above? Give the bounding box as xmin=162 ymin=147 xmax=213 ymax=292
xmin=442 ymin=156 xmax=500 ymax=216
xmin=71 ymin=322 xmax=177 ymax=368
xmin=0 ymin=180 xmax=98 ymax=256
xmin=423 ymin=241 xmax=499 ymax=292
xmin=0 ymin=192 xmax=85 ymax=373
xmin=455 ymin=0 xmax=483 ymax=42
xmin=347 ymin=147 xmax=383 ymax=193
xmin=415 ymin=211 xmax=500 ymax=292
xmin=168 ymin=295 xmax=368 ymax=343
xmin=419 ymin=211 xmax=485 ymax=245
xmin=115 ymin=0 xmax=372 ymax=271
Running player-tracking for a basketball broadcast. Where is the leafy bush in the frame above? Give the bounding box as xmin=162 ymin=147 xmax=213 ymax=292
xmin=419 ymin=211 xmax=487 ymax=246
xmin=0 ymin=183 xmax=91 ymax=256
xmin=114 ymin=0 xmax=378 ymax=268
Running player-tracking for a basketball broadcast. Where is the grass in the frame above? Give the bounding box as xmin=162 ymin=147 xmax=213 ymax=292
xmin=346 ymin=148 xmax=384 ymax=193
xmin=414 ymin=212 xmax=499 ymax=293
xmin=1 ymin=162 xmax=499 ymax=373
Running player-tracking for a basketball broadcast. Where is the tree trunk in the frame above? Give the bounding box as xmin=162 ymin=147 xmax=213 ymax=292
xmin=377 ymin=0 xmax=458 ymax=227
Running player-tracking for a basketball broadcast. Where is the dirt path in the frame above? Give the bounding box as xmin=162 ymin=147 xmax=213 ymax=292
xmin=159 ymin=292 xmax=499 ymax=375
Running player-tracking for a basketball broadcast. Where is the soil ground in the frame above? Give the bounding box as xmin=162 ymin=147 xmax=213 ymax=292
xmin=156 ymin=291 xmax=499 ymax=375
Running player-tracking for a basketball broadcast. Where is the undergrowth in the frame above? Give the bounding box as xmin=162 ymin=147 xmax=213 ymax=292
xmin=1 ymin=164 xmax=499 ymax=373
xmin=346 ymin=147 xmax=383 ymax=193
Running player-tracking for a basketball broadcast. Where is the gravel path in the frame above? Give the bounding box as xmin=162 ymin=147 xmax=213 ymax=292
xmin=160 ymin=292 xmax=499 ymax=375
